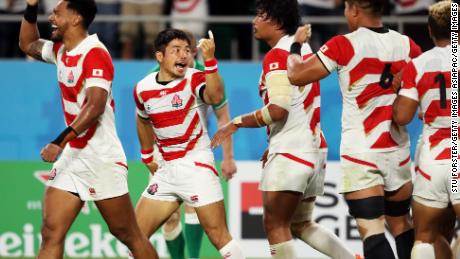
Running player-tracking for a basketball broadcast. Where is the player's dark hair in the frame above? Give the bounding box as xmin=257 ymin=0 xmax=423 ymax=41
xmin=345 ymin=0 xmax=385 ymax=17
xmin=428 ymin=1 xmax=450 ymax=40
xmin=154 ymin=28 xmax=191 ymax=53
xmin=255 ymin=0 xmax=301 ymax=35
xmin=64 ymin=0 xmax=97 ymax=29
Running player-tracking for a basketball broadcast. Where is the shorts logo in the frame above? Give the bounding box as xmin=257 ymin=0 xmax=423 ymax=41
xmin=67 ymin=70 xmax=74 ymax=84
xmin=89 ymin=187 xmax=96 ymax=196
xmin=48 ymin=168 xmax=57 ymax=181
xmin=190 ymin=195 xmax=199 ymax=202
xmin=171 ymin=94 xmax=183 ymax=108
xmin=147 ymin=183 xmax=158 ymax=195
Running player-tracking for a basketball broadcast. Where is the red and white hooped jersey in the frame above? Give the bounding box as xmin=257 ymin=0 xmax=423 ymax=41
xmin=399 ymin=45 xmax=452 ymax=163
xmin=134 ymin=68 xmax=213 ymax=161
xmin=41 ymin=34 xmax=126 ymax=160
xmin=259 ymin=35 xmax=327 ymax=154
xmin=317 ymin=27 xmax=422 ymax=154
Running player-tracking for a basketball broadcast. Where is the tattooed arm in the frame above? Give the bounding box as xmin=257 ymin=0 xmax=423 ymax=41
xmin=19 ymin=0 xmax=47 ymax=62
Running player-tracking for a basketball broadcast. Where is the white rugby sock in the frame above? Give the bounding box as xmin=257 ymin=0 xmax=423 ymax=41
xmin=269 ymin=240 xmax=297 ymax=259
xmin=296 ymin=222 xmax=355 ymax=259
xmin=218 ymin=239 xmax=245 ymax=259
xmin=411 ymin=242 xmax=435 ymax=259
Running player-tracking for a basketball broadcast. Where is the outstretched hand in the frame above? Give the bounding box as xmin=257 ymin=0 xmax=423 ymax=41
xmin=293 ymin=24 xmax=312 ymax=44
xmin=198 ymin=30 xmax=216 ymax=61
xmin=211 ymin=122 xmax=238 ymax=149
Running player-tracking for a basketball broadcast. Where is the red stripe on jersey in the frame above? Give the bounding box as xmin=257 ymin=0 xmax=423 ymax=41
xmin=190 ymin=72 xmax=206 ymax=94
xmin=363 ymin=105 xmax=392 ymax=133
xmin=63 ymin=107 xmax=98 ymax=149
xmin=424 ymin=101 xmax=451 ymax=124
xmin=149 ymin=96 xmax=195 ymax=128
xmin=310 ymin=107 xmax=320 ymax=134
xmin=356 ymin=83 xmax=395 ymax=109
xmin=52 ymin=42 xmax=63 ymax=57
xmin=110 ymin=99 xmax=115 ymax=111
xmin=133 ymin=84 xmax=145 ymax=111
xmin=158 ymin=128 xmax=203 ymax=161
xmin=263 ymin=48 xmax=288 ymax=74
xmin=320 ymin=131 xmax=328 ymax=148
xmin=399 ymin=156 xmax=410 ymax=166
xmin=370 ymin=132 xmax=398 ymax=149
xmin=82 ymin=48 xmax=114 ymax=81
xmin=156 ymin=113 xmax=200 ymax=146
xmin=415 ymin=166 xmax=431 ymax=181
xmin=280 ymin=153 xmax=315 ymax=169
xmin=349 ymin=58 xmax=407 ymax=87
xmin=303 ymin=82 xmax=319 ymax=111
xmin=408 ymin=37 xmax=422 ymax=59
xmin=401 ymin=61 xmax=417 ymax=90
xmin=194 ymin=162 xmax=219 ymax=176
xmin=320 ymin=35 xmax=354 ymax=66
xmin=140 ymin=79 xmax=188 ymax=100
xmin=429 ymin=128 xmax=450 ymax=149
xmin=115 ymin=162 xmax=128 ymax=170
xmin=59 ymin=82 xmax=82 ymax=103
xmin=417 ymin=71 xmax=451 ymax=99
xmin=435 ymin=148 xmax=450 ymax=160
xmin=341 ymin=155 xmax=378 ymax=169
xmin=61 ymin=53 xmax=82 ymax=67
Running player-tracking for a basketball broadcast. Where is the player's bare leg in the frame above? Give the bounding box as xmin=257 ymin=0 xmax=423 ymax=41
xmin=345 ymin=185 xmax=396 ymax=259
xmin=135 ymin=197 xmax=180 ymax=239
xmin=434 ymin=207 xmax=455 ymax=259
xmin=290 ymin=197 xmax=355 ymax=259
xmin=95 ymin=194 xmax=159 ymax=259
xmin=263 ymin=190 xmax=302 ymax=258
xmin=37 ymin=187 xmax=84 ymax=259
xmin=410 ymin=200 xmax=446 ymax=259
xmin=384 ymin=182 xmax=414 ymax=259
xmin=163 ymin=207 xmax=185 ymax=259
xmin=195 ymin=200 xmax=245 ymax=258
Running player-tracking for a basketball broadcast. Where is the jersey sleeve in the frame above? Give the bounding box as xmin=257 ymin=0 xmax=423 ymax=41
xmin=408 ymin=37 xmax=422 ymax=59
xmin=316 ymin=35 xmax=354 ymax=72
xmin=82 ymin=47 xmax=114 ymax=92
xmin=41 ymin=40 xmax=62 ymax=64
xmin=399 ymin=61 xmax=419 ymax=102
xmin=134 ymin=84 xmax=149 ymax=119
xmin=263 ymin=49 xmax=292 ymax=109
xmin=190 ymin=71 xmax=206 ymax=99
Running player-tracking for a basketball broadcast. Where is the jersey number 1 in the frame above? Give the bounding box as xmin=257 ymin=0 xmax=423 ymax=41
xmin=379 ymin=64 xmax=394 ymax=89
xmin=435 ymin=73 xmax=447 ymax=109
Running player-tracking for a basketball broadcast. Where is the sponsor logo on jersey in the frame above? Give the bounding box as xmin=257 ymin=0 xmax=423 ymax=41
xmin=89 ymin=187 xmax=96 ymax=196
xmin=171 ymin=94 xmax=183 ymax=108
xmin=147 ymin=183 xmax=158 ymax=195
xmin=67 ymin=70 xmax=75 ymax=84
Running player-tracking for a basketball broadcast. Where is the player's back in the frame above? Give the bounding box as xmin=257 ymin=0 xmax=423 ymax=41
xmin=135 ymin=68 xmax=212 ymax=162
xmin=318 ymin=27 xmax=421 ymax=154
xmin=260 ymin=35 xmax=327 ymax=154
xmin=401 ymin=45 xmax=451 ymax=163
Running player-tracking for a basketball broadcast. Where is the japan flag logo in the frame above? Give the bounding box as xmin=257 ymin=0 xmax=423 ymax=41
xmin=92 ymin=69 xmax=103 ymax=77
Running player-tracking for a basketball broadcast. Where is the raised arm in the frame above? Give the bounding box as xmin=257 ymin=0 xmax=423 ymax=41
xmin=287 ymin=25 xmax=329 ymax=86
xmin=198 ymin=31 xmax=224 ymax=105
xmin=19 ymin=0 xmax=47 ymax=61
xmin=392 ymin=62 xmax=419 ymax=126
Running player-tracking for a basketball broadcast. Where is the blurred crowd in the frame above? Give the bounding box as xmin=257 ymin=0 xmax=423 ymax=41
xmin=0 ymin=0 xmax=439 ymax=59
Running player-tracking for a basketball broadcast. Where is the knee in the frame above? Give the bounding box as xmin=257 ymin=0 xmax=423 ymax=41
xmin=109 ymin=224 xmax=137 ymax=244
xmin=164 ymin=211 xmax=180 ymax=228
xmin=263 ymin=213 xmax=290 ymax=234
xmin=40 ymin=218 xmax=65 ymax=245
xmin=290 ymin=220 xmax=312 ymax=238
